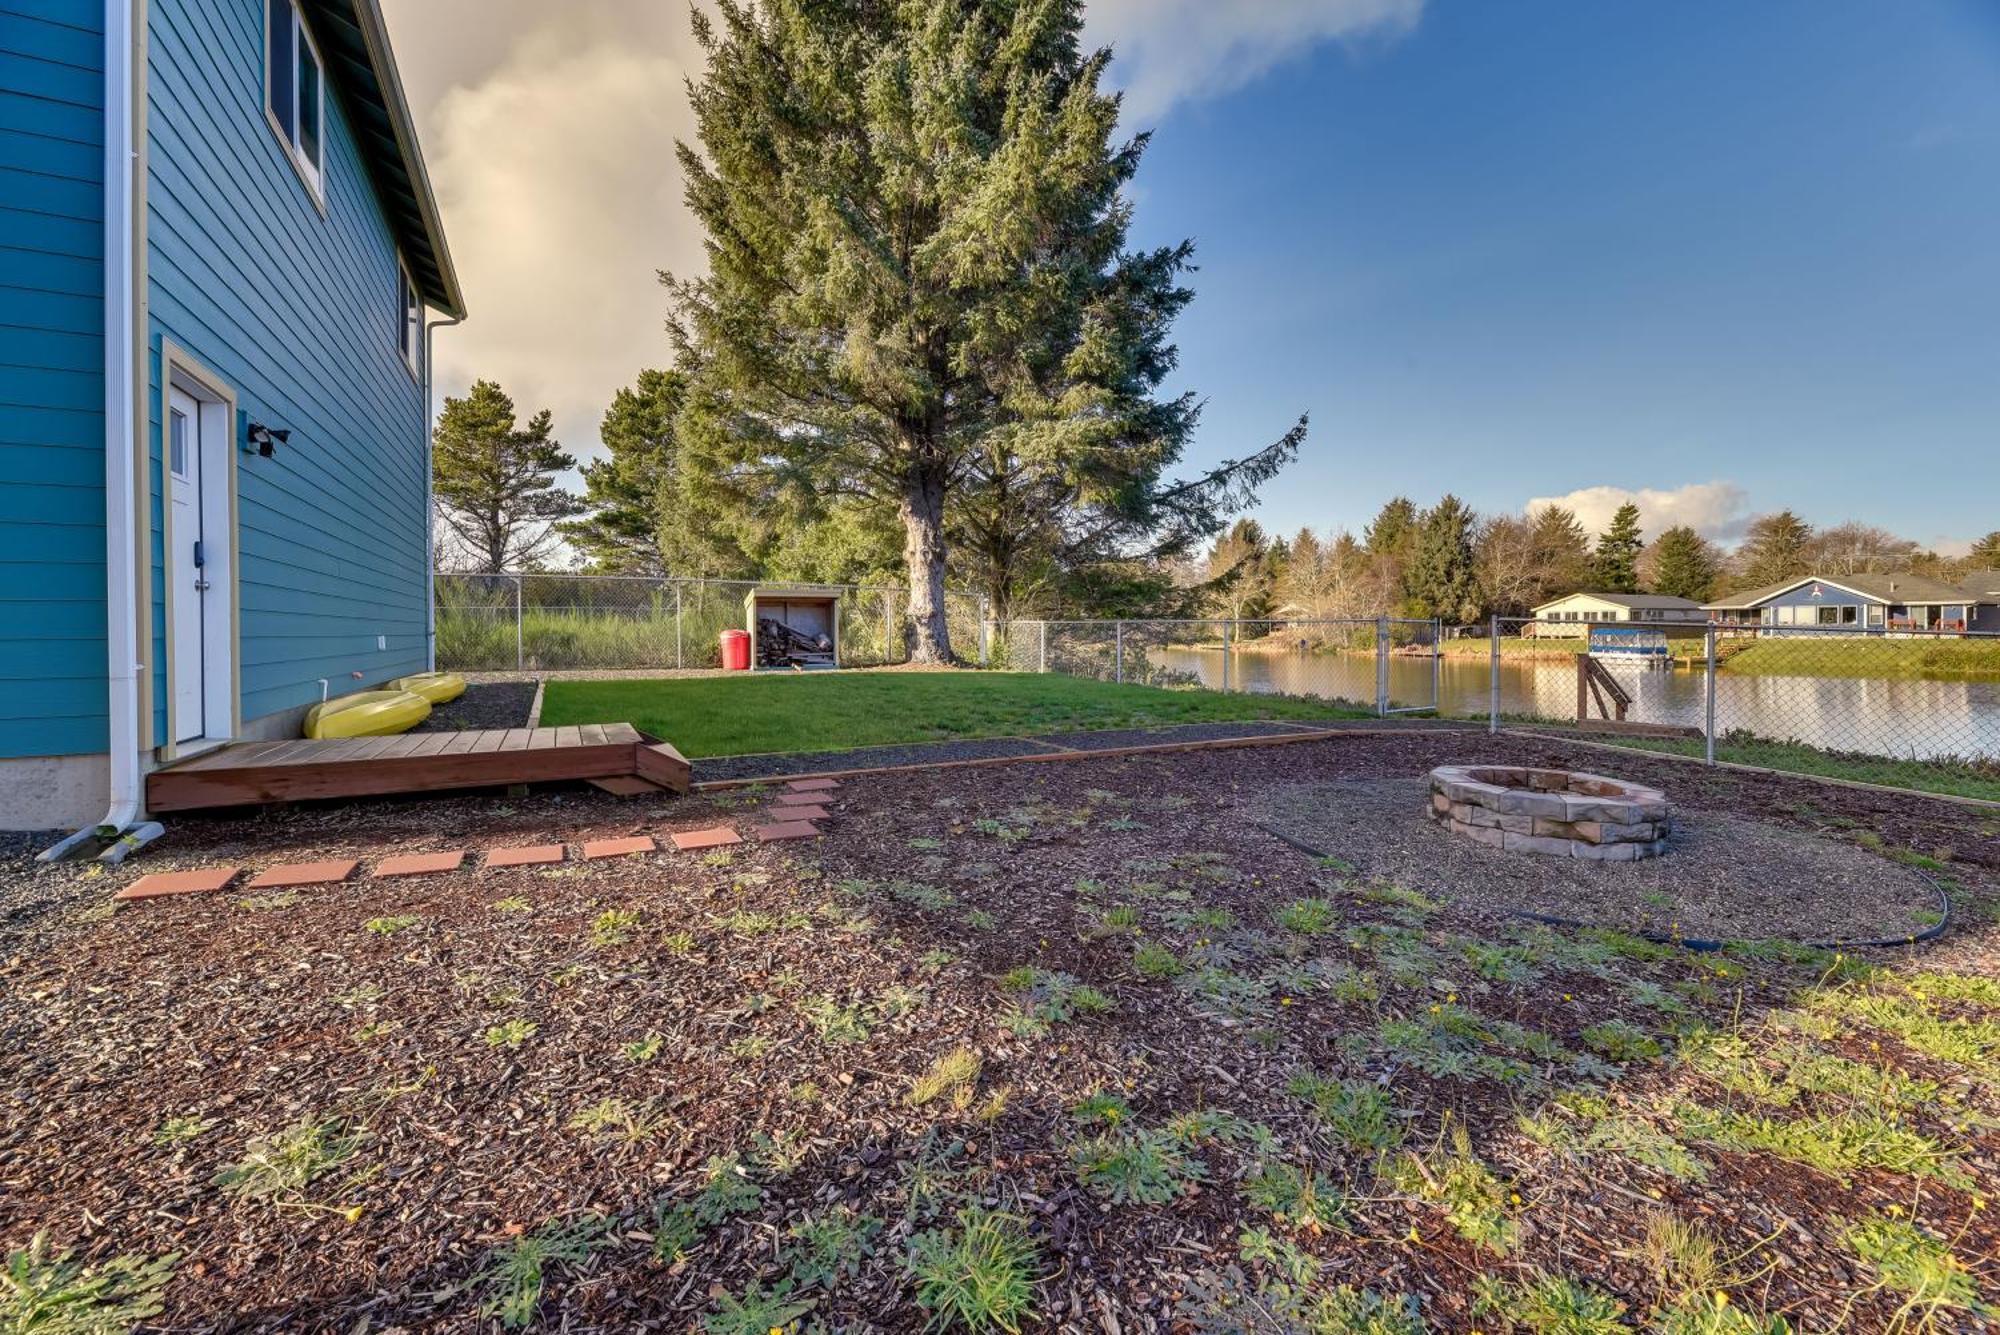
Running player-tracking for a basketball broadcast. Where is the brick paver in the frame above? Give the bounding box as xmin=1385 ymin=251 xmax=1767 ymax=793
xmin=115 ymin=867 xmax=240 ymax=901
xmin=772 ymin=804 xmax=830 ymax=822
xmin=484 ymin=844 xmax=566 ymax=868
xmin=785 ymin=778 xmax=840 ymax=793
xmin=774 ymin=790 xmax=836 ymax=807
xmin=753 ymin=821 xmax=821 ymax=842
xmin=581 ymin=836 xmax=656 ymax=860
xmin=669 ymin=827 xmax=742 ymax=852
xmin=374 ymin=851 xmax=468 ymax=878
xmin=245 ymin=860 xmax=359 ymax=889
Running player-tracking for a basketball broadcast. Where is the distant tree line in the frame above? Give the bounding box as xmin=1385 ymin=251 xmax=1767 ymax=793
xmin=1187 ymin=498 xmax=2000 ymax=629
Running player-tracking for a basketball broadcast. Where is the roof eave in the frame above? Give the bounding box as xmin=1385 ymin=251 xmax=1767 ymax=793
xmin=353 ymin=0 xmax=464 ymax=318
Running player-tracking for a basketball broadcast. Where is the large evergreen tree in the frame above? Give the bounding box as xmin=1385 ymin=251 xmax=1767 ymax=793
xmin=1647 ymin=524 xmax=1720 ymax=601
xmin=432 ymin=380 xmax=581 ymax=573
xmin=666 ymin=0 xmax=1298 ymax=660
xmin=1968 ymin=531 xmax=2000 ymax=570
xmin=1736 ymin=510 xmax=1815 ymax=588
xmin=1406 ymin=495 xmax=1484 ymax=623
xmin=1530 ymin=505 xmax=1593 ymax=592
xmin=562 ymin=370 xmax=689 ymax=574
xmin=1591 ymin=502 xmax=1644 ymax=593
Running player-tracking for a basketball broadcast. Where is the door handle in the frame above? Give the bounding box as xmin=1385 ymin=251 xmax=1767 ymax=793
xmin=195 ymin=578 xmax=212 ymax=592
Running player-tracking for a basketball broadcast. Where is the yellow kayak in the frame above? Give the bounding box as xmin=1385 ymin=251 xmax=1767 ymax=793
xmin=388 ymin=671 xmax=467 ymax=705
xmin=304 ymin=689 xmax=431 ymax=739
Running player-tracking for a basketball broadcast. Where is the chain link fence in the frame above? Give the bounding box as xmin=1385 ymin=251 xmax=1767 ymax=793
xmin=1469 ymin=617 xmax=2000 ymax=802
xmin=986 ymin=617 xmax=1441 ymax=715
xmin=434 ymin=574 xmax=986 ymax=672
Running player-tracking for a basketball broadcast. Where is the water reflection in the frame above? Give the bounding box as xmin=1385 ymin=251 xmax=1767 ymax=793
xmin=1155 ymin=648 xmax=2000 ymax=763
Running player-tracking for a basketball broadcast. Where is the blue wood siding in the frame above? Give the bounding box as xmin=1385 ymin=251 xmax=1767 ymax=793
xmin=0 ymin=0 xmax=108 ymax=759
xmin=145 ymin=0 xmax=428 ymax=734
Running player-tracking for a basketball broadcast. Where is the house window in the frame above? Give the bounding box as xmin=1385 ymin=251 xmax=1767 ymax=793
xmin=398 ymin=263 xmax=423 ymax=376
xmin=266 ymin=0 xmax=325 ymax=198
xmin=1816 ymin=605 xmax=1859 ymax=626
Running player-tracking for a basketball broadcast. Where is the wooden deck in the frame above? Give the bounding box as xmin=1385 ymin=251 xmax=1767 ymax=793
xmin=146 ymin=724 xmax=690 ymax=813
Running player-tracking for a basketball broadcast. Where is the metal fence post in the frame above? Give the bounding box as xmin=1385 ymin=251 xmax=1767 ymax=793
xmin=674 ymin=582 xmax=684 ymax=670
xmin=1115 ymin=621 xmax=1125 ymax=684
xmin=1375 ymin=616 xmax=1389 ymax=717
xmin=1488 ymin=615 xmax=1500 ymax=734
xmin=1431 ymin=618 xmax=1442 ymax=714
xmin=1039 ymin=621 xmax=1048 ymax=673
xmin=1704 ymin=626 xmax=1718 ymax=765
xmin=1222 ymin=620 xmax=1232 ymax=693
xmin=884 ymin=593 xmax=896 ymax=665
xmin=979 ymin=598 xmax=991 ymax=666
xmin=513 ymin=574 xmax=524 ymax=670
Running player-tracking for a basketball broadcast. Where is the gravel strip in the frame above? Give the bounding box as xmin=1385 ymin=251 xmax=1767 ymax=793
xmin=411 ymin=681 xmax=537 ymax=732
xmin=1244 ymin=776 xmax=1943 ymax=943
xmin=691 ymin=735 xmax=1065 ymax=782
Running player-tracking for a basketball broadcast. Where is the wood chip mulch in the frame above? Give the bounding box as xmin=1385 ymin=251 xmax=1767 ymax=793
xmin=0 ymin=732 xmax=1995 ymax=1332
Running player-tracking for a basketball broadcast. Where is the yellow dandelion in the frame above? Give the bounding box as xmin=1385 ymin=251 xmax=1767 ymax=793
xmin=1406 ymin=1226 xmax=1422 ymax=1244
xmin=1715 ymin=1292 xmax=1729 ymax=1307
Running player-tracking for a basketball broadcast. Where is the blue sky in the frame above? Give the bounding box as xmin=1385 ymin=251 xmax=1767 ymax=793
xmin=386 ymin=0 xmax=2000 ymax=556
xmin=1123 ymin=0 xmax=2000 ymax=551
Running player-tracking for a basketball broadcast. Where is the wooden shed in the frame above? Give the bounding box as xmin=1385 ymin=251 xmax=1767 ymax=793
xmin=745 ymin=586 xmax=842 ymax=669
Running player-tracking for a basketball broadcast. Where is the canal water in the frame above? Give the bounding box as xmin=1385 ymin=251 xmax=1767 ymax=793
xmin=1156 ymin=648 xmax=2000 ymax=763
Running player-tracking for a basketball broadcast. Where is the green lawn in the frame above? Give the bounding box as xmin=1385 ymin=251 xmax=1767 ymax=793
xmin=538 ymin=671 xmax=1370 ymax=757
xmin=1722 ymin=636 xmax=2000 ymax=681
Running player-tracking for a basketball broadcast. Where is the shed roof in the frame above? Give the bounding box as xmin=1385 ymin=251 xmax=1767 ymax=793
xmin=302 ymin=0 xmax=464 ymax=317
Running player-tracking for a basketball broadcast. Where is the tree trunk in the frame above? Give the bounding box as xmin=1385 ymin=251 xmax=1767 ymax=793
xmin=899 ymin=466 xmax=954 ymax=664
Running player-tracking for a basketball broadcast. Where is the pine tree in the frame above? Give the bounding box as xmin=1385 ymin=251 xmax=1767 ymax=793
xmin=1736 ymin=510 xmax=1815 ymax=588
xmin=1647 ymin=525 xmax=1720 ymax=601
xmin=665 ymin=0 xmax=1298 ymax=661
xmin=1362 ymin=496 xmax=1420 ymax=608
xmin=562 ymin=370 xmax=687 ymax=574
xmin=1530 ymin=505 xmax=1593 ymax=593
xmin=1206 ymin=518 xmax=1278 ymax=621
xmin=432 ymin=380 xmax=581 ymax=573
xmin=1968 ymin=531 xmax=2000 ymax=570
xmin=1591 ymin=502 xmax=1644 ymax=593
xmin=1406 ymin=495 xmax=1484 ymax=623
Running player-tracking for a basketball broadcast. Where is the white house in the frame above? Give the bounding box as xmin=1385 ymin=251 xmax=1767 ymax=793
xmin=1530 ymin=592 xmax=1707 ymax=638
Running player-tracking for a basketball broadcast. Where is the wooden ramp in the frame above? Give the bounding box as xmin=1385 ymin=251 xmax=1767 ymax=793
xmin=146 ymin=724 xmax=690 ymax=813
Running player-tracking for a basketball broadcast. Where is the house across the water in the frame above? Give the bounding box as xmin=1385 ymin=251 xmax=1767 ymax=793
xmin=1530 ymin=592 xmax=1708 ymax=637
xmin=2 ymin=0 xmax=464 ymax=833
xmin=1703 ymin=573 xmax=2000 ymax=635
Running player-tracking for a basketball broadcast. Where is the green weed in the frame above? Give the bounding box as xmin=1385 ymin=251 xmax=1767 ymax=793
xmin=475 ymin=1215 xmax=605 ymax=1329
xmin=0 ymin=1232 xmax=175 ymax=1333
xmin=906 ymin=1207 xmax=1041 ymax=1334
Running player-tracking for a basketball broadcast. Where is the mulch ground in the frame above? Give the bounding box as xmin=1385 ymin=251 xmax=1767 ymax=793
xmin=1 ymin=731 xmax=1995 ymax=1332
xmin=412 ymin=682 xmax=540 ymax=733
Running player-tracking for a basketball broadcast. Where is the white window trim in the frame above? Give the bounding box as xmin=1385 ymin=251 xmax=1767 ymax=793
xmin=264 ymin=0 xmax=328 ymax=214
xmin=397 ymin=258 xmax=424 ymax=381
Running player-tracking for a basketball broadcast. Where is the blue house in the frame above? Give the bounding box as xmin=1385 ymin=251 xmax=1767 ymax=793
xmin=1703 ymin=572 xmax=2000 ymax=635
xmin=2 ymin=0 xmax=464 ymax=835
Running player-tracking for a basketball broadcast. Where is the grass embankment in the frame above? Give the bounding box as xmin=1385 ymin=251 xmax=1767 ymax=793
xmin=539 ymin=670 xmax=1369 ymax=757
xmin=1722 ymin=636 xmax=2000 ymax=681
xmin=1514 ymin=728 xmax=2000 ymax=805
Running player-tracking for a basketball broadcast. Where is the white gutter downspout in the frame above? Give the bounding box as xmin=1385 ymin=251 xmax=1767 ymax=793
xmin=421 ymin=312 xmax=463 ymax=672
xmin=43 ymin=0 xmax=160 ymax=863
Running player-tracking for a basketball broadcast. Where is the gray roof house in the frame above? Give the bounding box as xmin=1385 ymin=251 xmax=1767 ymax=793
xmin=1704 ymin=572 xmax=2000 ymax=634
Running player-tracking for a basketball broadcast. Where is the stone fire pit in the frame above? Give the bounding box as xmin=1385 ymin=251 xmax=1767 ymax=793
xmin=1429 ymin=765 xmax=1669 ymax=860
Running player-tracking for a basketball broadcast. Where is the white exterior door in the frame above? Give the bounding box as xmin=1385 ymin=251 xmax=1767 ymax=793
xmin=168 ymin=388 xmax=209 ymax=742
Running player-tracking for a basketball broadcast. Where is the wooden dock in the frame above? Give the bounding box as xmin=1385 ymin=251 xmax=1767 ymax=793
xmin=146 ymin=724 xmax=690 ymax=813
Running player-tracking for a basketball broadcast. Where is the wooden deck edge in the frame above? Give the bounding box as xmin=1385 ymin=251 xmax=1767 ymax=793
xmin=635 ymin=741 xmax=693 ymax=794
xmin=145 ymin=740 xmax=642 ymax=812
xmin=690 ymin=724 xmax=1482 ymax=792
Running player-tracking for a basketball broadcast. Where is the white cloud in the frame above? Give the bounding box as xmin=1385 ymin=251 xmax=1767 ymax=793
xmin=382 ymin=2 xmax=706 ymax=461
xmin=1521 ymin=482 xmax=1752 ymax=544
xmin=1085 ymin=0 xmax=1424 ymax=120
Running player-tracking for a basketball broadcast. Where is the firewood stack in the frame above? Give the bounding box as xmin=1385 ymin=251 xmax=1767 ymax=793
xmin=755 ymin=616 xmax=834 ymax=668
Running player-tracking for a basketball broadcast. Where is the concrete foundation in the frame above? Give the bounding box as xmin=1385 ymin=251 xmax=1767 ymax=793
xmin=0 ymin=753 xmax=110 ymax=833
